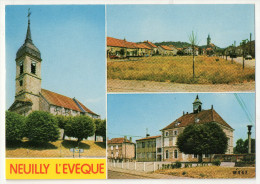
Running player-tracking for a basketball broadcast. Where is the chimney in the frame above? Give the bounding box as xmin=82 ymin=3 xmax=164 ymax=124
xmin=211 ymin=105 xmax=213 ymax=110
xmin=183 ymin=111 xmax=185 ymax=115
xmin=124 ymin=136 xmax=127 ymax=142
xmin=146 ymin=134 xmax=150 ymax=138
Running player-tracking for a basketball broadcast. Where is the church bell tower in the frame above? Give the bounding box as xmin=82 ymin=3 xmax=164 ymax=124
xmin=10 ymin=9 xmax=42 ymax=115
xmin=193 ymin=95 xmax=202 ymax=113
xmin=207 ymin=34 xmax=211 ymax=46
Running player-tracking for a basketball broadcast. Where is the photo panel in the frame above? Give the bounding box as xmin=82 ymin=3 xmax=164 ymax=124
xmin=107 ymin=93 xmax=255 ymax=179
xmin=5 ymin=5 xmax=106 ymax=179
xmin=106 ymin=4 xmax=255 ymax=93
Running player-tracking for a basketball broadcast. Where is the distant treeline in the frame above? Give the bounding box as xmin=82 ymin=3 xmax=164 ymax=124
xmin=154 ymin=41 xmax=191 ymax=48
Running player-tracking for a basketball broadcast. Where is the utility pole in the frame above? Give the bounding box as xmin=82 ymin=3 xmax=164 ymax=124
xmin=249 ymin=33 xmax=252 ymax=56
xmin=247 ymin=125 xmax=252 ymax=154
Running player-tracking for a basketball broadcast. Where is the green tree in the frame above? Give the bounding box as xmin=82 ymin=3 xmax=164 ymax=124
xmin=6 ymin=111 xmax=25 ymax=143
xmin=25 ymin=111 xmax=60 ymax=143
xmin=65 ymin=115 xmax=95 ymax=145
xmin=177 ymin=122 xmax=228 ymax=162
xmin=189 ymin=31 xmax=199 ymax=79
xmin=55 ymin=115 xmax=72 ymax=140
xmin=234 ymin=138 xmax=255 ymax=154
xmin=94 ymin=119 xmax=106 ymax=142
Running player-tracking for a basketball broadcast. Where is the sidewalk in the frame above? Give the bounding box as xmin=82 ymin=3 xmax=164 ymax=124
xmin=108 ymin=166 xmax=186 ymax=179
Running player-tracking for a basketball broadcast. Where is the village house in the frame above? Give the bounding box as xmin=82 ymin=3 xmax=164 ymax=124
xmin=183 ymin=46 xmax=199 ymax=56
xmin=168 ymin=45 xmax=178 ymax=55
xmin=107 ymin=37 xmax=152 ymax=58
xmin=107 ymin=137 xmax=135 ymax=161
xmin=136 ymin=135 xmax=162 ymax=162
xmin=160 ymin=95 xmax=234 ymax=162
xmin=9 ymin=12 xmax=100 ymax=139
xmin=143 ymin=40 xmax=159 ymax=55
xmin=158 ymin=45 xmax=175 ymax=56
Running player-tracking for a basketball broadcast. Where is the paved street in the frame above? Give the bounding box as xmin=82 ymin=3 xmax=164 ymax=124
xmin=108 ymin=170 xmax=152 ymax=179
xmin=108 ymin=167 xmax=184 ymax=179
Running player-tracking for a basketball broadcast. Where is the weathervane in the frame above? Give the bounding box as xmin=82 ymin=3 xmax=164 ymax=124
xmin=27 ymin=8 xmax=31 ymax=23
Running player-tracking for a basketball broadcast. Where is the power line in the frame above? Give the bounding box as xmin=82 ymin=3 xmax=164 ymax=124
xmin=234 ymin=93 xmax=254 ymax=125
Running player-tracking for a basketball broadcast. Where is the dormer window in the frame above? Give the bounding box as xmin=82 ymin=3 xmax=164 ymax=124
xmin=19 ymin=61 xmax=24 ymax=74
xmin=31 ymin=61 xmax=36 ymax=74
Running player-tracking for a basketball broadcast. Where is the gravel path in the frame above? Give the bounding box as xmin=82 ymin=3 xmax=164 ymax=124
xmin=107 ymin=79 xmax=255 ymax=92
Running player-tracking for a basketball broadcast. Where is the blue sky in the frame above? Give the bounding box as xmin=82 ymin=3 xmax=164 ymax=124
xmin=107 ymin=93 xmax=255 ymax=146
xmin=107 ymin=4 xmax=255 ymax=48
xmin=5 ymin=5 xmax=106 ymax=118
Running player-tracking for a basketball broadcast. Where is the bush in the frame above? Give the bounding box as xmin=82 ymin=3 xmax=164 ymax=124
xmin=182 ymin=171 xmax=187 ymax=175
xmin=175 ymin=161 xmax=182 ymax=168
xmin=6 ymin=111 xmax=25 ymax=143
xmin=65 ymin=115 xmax=95 ymax=144
xmin=25 ymin=111 xmax=59 ymax=143
xmin=212 ymin=159 xmax=221 ymax=166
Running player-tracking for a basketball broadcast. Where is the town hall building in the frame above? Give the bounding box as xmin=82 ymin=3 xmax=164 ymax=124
xmin=9 ymin=12 xmax=99 ymax=120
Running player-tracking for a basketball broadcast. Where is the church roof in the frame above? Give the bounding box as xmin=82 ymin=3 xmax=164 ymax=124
xmin=16 ymin=16 xmax=41 ymax=60
xmin=161 ymin=109 xmax=233 ymax=130
xmin=40 ymin=89 xmax=98 ymax=116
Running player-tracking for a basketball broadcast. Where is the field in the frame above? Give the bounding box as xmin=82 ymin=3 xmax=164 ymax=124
xmin=107 ymin=56 xmax=255 ymax=84
xmin=155 ymin=166 xmax=255 ymax=179
xmin=6 ymin=139 xmax=106 ymax=158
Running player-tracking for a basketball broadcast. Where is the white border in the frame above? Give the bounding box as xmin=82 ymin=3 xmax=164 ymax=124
xmin=0 ymin=0 xmax=259 ymax=184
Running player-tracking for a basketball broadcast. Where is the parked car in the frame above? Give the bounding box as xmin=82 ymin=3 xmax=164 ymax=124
xmin=245 ymin=55 xmax=252 ymax=60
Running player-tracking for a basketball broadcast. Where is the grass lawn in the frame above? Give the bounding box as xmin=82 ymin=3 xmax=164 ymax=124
xmin=6 ymin=139 xmax=106 ymax=158
xmin=156 ymin=166 xmax=255 ymax=178
xmin=107 ymin=56 xmax=255 ymax=84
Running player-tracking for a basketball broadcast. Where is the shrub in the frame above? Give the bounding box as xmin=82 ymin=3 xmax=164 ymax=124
xmin=212 ymin=159 xmax=221 ymax=166
xmin=25 ymin=111 xmax=59 ymax=143
xmin=65 ymin=115 xmax=95 ymax=144
xmin=6 ymin=111 xmax=25 ymax=143
xmin=175 ymin=161 xmax=182 ymax=168
xmin=182 ymin=171 xmax=187 ymax=175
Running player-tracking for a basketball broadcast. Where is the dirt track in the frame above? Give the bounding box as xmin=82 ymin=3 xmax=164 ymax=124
xmin=107 ymin=79 xmax=255 ymax=92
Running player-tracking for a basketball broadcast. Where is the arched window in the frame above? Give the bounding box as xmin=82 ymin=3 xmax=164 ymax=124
xmin=31 ymin=61 xmax=36 ymax=74
xmin=166 ymin=150 xmax=169 ymax=159
xmin=174 ymin=150 xmax=178 ymax=158
xmin=19 ymin=61 xmax=24 ymax=74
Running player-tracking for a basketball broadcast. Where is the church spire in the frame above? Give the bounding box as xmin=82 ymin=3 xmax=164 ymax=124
xmin=25 ymin=8 xmax=32 ymax=43
xmin=16 ymin=8 xmax=41 ymax=60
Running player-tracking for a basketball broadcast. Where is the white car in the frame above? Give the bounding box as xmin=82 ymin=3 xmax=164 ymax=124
xmin=245 ymin=55 xmax=252 ymax=60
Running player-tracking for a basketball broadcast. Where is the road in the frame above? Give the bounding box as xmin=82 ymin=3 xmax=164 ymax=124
xmin=108 ymin=170 xmax=152 ymax=179
xmin=108 ymin=79 xmax=255 ymax=92
xmin=226 ymin=56 xmax=255 ymax=69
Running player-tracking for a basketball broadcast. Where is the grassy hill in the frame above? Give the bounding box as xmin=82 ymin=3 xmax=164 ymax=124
xmin=6 ymin=139 xmax=106 ymax=158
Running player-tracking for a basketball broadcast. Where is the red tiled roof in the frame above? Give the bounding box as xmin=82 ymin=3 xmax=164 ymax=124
xmin=136 ymin=135 xmax=161 ymax=141
xmin=160 ymin=45 xmax=173 ymax=51
xmin=206 ymin=48 xmax=213 ymax=51
xmin=143 ymin=41 xmax=157 ymax=48
xmin=162 ymin=109 xmax=233 ymax=130
xmin=108 ymin=138 xmax=133 ymax=144
xmin=138 ymin=43 xmax=152 ymax=49
xmin=76 ymin=100 xmax=98 ymax=116
xmin=107 ymin=37 xmax=126 ymax=48
xmin=41 ymin=89 xmax=97 ymax=115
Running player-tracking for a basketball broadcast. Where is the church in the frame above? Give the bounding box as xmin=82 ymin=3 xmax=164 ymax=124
xmin=9 ymin=12 xmax=100 ymax=120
